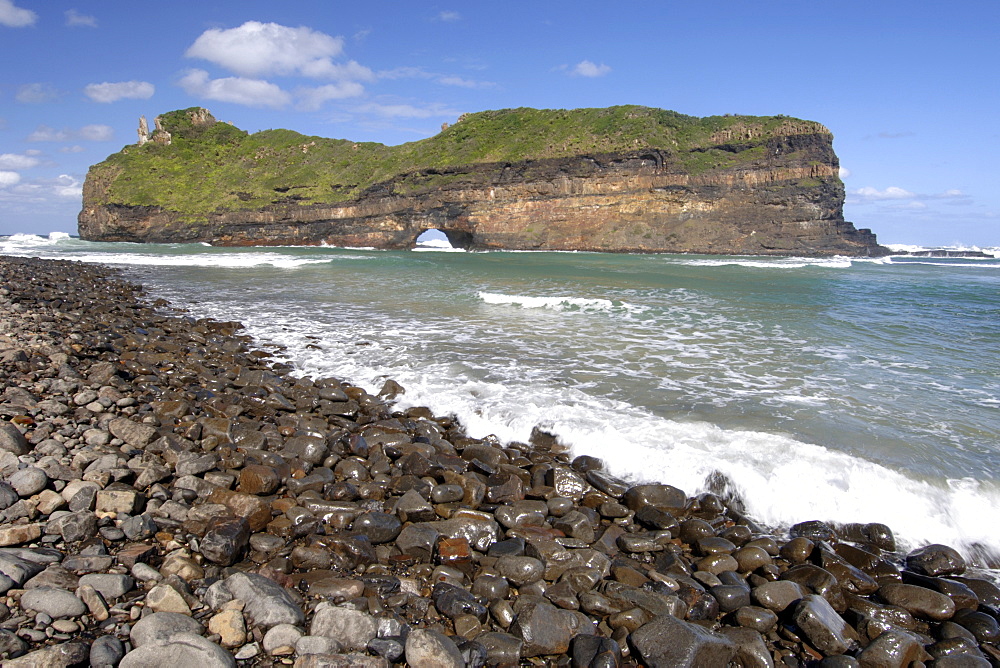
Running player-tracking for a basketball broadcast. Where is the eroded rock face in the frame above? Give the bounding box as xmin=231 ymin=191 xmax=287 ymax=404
xmin=78 ymin=118 xmax=887 ymax=257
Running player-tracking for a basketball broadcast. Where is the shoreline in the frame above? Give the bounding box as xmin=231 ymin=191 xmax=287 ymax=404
xmin=0 ymin=254 xmax=998 ymax=666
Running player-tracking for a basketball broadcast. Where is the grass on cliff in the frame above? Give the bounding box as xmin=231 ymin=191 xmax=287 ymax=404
xmin=92 ymin=106 xmax=831 ymax=217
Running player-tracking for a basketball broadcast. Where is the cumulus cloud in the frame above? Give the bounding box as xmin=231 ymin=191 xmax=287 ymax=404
xmin=84 ymin=80 xmax=155 ymax=103
xmin=65 ymin=9 xmax=97 ymax=27
xmin=838 ymin=167 xmax=851 ymax=179
xmin=295 ymin=83 xmax=365 ymax=112
xmin=179 ymin=69 xmax=292 ymax=109
xmin=51 ymin=174 xmax=82 ymax=198
xmin=849 ymin=186 xmax=969 ymax=204
xmin=0 ymin=153 xmax=40 ymax=170
xmin=0 ymin=0 xmax=36 ymax=27
xmin=26 ymin=124 xmax=113 ymax=142
xmin=185 ymin=21 xmax=373 ymax=81
xmin=356 ymin=102 xmax=461 ymax=119
xmin=569 ymin=60 xmax=611 ymax=77
xmin=16 ymin=83 xmax=62 ymax=104
xmin=0 ymin=171 xmax=20 ymax=188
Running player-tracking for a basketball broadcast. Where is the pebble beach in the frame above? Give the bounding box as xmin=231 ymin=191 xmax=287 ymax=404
xmin=1 ymin=254 xmax=998 ymax=668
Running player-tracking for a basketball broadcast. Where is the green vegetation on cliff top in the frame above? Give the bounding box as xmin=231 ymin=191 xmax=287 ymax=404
xmin=91 ymin=106 xmax=831 ymax=217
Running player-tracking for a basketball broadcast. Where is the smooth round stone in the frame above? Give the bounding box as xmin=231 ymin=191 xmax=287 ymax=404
xmin=678 ymin=519 xmax=715 ymax=544
xmin=697 ymin=554 xmax=739 ymax=575
xmin=130 ymin=612 xmax=204 ymax=647
xmin=263 ymin=623 xmax=304 ymax=654
xmin=733 ymin=545 xmax=772 ymax=573
xmin=249 ymin=533 xmax=285 ymax=553
xmin=546 ymin=497 xmax=574 ymax=518
xmin=598 ymin=501 xmax=630 ymax=518
xmin=718 ymin=525 xmax=753 ymax=546
xmin=697 ymin=536 xmax=737 ymax=556
xmin=90 ymin=634 xmax=126 ymax=666
xmin=752 ymin=581 xmax=808 ymax=613
xmin=709 ymin=585 xmax=752 ymax=613
xmin=496 ymin=556 xmax=544 ymax=587
xmin=472 ymin=574 xmax=510 ymax=602
xmin=431 ymin=484 xmax=464 ymax=504
xmin=79 ymin=573 xmax=134 ymax=599
xmin=20 ymin=587 xmax=87 ymax=618
xmin=780 ymin=537 xmax=815 ymax=564
xmin=733 ymin=605 xmax=778 ymax=632
xmin=953 ymin=609 xmax=1000 ymax=642
xmin=878 ymin=583 xmax=956 ymax=621
xmin=352 ymin=512 xmax=402 ymax=544
xmin=9 ymin=466 xmax=49 ymax=497
xmin=906 ymin=544 xmax=966 ymax=577
xmin=745 ymin=537 xmax=780 ymax=556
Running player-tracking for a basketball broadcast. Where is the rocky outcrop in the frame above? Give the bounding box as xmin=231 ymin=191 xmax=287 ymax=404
xmin=79 ymin=107 xmax=888 ymax=256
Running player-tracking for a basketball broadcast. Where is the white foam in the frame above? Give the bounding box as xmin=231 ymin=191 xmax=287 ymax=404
xmin=477 ymin=291 xmax=645 ymax=313
xmin=678 ymin=256 xmax=854 ymax=269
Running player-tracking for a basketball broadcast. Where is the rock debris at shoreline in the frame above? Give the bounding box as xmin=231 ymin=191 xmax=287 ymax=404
xmin=0 ymin=254 xmax=997 ymax=668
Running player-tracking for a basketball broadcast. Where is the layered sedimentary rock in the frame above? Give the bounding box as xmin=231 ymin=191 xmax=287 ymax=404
xmin=79 ymin=106 xmax=887 ymax=256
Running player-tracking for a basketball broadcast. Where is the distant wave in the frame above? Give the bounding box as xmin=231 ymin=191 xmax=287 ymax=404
xmin=677 ymin=256 xmax=855 ymax=269
xmin=477 ymin=291 xmax=643 ymax=313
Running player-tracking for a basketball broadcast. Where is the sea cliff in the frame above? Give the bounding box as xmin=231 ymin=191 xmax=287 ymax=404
xmin=78 ymin=106 xmax=888 ymax=256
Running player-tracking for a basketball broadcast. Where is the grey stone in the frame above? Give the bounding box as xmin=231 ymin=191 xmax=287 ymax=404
xmin=3 ymin=642 xmax=88 ymax=668
xmin=108 ymin=418 xmax=159 ymax=449
xmin=0 ymin=551 xmax=47 ymax=586
xmin=496 ymin=555 xmax=544 ymax=587
xmin=0 ymin=628 xmax=28 ymax=658
xmin=0 ymin=481 xmax=18 ymax=509
xmin=631 ymin=613 xmax=737 ymax=667
xmin=262 ymin=623 xmax=304 ymax=654
xmin=119 ymin=633 xmax=235 ymax=668
xmin=130 ymin=611 xmax=204 ymax=647
xmin=20 ymin=587 xmax=87 ymax=618
xmin=204 ymin=572 xmax=304 ymax=629
xmin=0 ymin=423 xmax=28 ymax=456
xmin=47 ymin=511 xmax=97 ymax=543
xmin=8 ymin=467 xmax=48 ymax=497
xmin=296 ymin=635 xmax=343 ymax=656
xmin=120 ymin=513 xmax=157 ymax=540
xmin=719 ymin=627 xmax=774 ymax=668
xmin=78 ymin=573 xmax=134 ymax=599
xmin=310 ymin=604 xmax=377 ymax=651
xmin=405 ymin=628 xmax=464 ymax=668
xmin=90 ymin=634 xmax=126 ymax=667
xmin=200 ymin=515 xmax=251 ymax=566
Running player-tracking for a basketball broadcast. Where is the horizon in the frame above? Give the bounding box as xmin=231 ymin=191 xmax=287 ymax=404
xmin=0 ymin=0 xmax=996 ymax=246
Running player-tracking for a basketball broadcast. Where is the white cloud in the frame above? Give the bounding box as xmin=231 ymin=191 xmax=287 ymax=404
xmin=853 ymin=186 xmax=915 ymax=201
xmin=850 ymin=186 xmax=970 ymax=204
xmin=436 ymin=75 xmax=494 ymax=89
xmin=838 ymin=167 xmax=851 ymax=179
xmin=437 ymin=11 xmax=461 ymax=22
xmin=0 ymin=0 xmax=36 ymax=27
xmin=570 ymin=60 xmax=611 ymax=78
xmin=16 ymin=83 xmax=62 ymax=104
xmin=0 ymin=153 xmax=40 ymax=170
xmin=296 ymin=83 xmax=365 ymax=111
xmin=26 ymin=124 xmax=113 ymax=142
xmin=0 ymin=171 xmax=20 ymax=188
xmin=51 ymin=174 xmax=82 ymax=198
xmin=27 ymin=126 xmax=69 ymax=142
xmin=356 ymin=102 xmax=460 ymax=119
xmin=84 ymin=80 xmax=155 ymax=103
xmin=79 ymin=124 xmax=114 ymax=141
xmin=65 ymin=9 xmax=97 ymax=27
xmin=185 ymin=21 xmax=362 ymax=80
xmin=60 ymin=145 xmax=85 ymax=153
xmin=179 ymin=69 xmax=292 ymax=109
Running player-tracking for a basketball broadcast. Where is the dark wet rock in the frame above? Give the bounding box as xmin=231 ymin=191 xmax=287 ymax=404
xmin=878 ymin=582 xmax=956 ymax=621
xmin=854 ymin=628 xmax=928 ymax=666
xmin=951 ymin=608 xmax=1000 ymax=643
xmin=906 ymin=543 xmax=966 ymax=576
xmin=353 ymin=512 xmax=402 ymax=544
xmin=718 ymin=627 xmax=772 ymax=668
xmin=623 ymin=484 xmax=686 ymax=514
xmin=789 ymin=519 xmax=837 ymax=542
xmin=477 ymin=632 xmax=523 ymax=667
xmin=792 ymin=594 xmax=860 ymax=656
xmin=200 ymin=515 xmax=251 ymax=565
xmin=631 ymin=613 xmax=737 ymax=667
xmin=433 ymin=582 xmax=487 ymax=622
xmin=509 ymin=599 xmax=577 ymax=657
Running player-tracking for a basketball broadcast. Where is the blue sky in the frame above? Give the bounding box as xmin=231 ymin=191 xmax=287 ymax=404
xmin=1 ymin=0 xmax=997 ymax=247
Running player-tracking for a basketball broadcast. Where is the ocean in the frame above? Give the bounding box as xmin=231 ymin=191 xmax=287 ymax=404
xmin=3 ymin=232 xmax=999 ymax=562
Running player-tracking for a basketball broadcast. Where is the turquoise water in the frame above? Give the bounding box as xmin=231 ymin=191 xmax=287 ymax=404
xmin=4 ymin=233 xmax=999 ymax=558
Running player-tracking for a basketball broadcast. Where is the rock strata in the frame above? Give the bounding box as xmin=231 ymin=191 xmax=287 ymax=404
xmin=0 ymin=255 xmax=996 ymax=667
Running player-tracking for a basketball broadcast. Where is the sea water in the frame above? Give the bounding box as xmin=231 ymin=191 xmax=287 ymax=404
xmin=4 ymin=233 xmax=999 ymax=560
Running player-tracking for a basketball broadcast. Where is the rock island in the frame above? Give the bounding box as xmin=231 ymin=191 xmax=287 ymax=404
xmin=78 ymin=106 xmax=887 ymax=256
